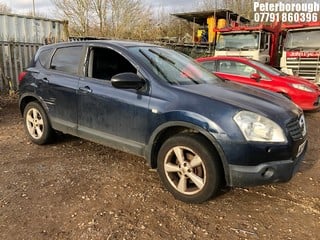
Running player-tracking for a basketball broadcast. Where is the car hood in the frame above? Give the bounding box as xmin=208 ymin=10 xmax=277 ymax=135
xmin=177 ymin=81 xmax=301 ymax=118
xmin=276 ymin=74 xmax=320 ymax=91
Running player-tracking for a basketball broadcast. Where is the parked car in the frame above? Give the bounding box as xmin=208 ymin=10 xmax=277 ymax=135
xmin=196 ymin=56 xmax=320 ymax=111
xmin=19 ymin=41 xmax=307 ymax=203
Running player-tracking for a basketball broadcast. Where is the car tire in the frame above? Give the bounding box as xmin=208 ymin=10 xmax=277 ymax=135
xmin=157 ymin=133 xmax=222 ymax=203
xmin=23 ymin=102 xmax=53 ymax=145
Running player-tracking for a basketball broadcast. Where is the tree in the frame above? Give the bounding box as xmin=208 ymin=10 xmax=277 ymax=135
xmin=51 ymin=0 xmax=91 ymax=36
xmin=196 ymin=0 xmax=223 ymax=10
xmin=52 ymin=0 xmax=156 ymax=39
xmin=0 ymin=2 xmax=12 ymax=13
xmin=197 ymin=0 xmax=284 ymax=20
xmin=157 ymin=12 xmax=194 ymax=43
xmin=196 ymin=0 xmax=255 ymax=19
xmin=91 ymin=0 xmax=108 ymax=36
xmin=109 ymin=0 xmax=153 ymax=39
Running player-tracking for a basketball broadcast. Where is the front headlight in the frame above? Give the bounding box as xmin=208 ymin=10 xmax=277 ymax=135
xmin=234 ymin=111 xmax=287 ymax=142
xmin=291 ymin=83 xmax=315 ymax=93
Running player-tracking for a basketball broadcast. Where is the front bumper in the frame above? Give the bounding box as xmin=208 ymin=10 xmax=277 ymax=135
xmin=228 ymin=140 xmax=307 ymax=187
xmin=295 ymin=94 xmax=320 ymax=111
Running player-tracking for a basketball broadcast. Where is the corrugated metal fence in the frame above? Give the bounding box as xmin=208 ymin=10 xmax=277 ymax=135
xmin=0 ymin=13 xmax=69 ymax=92
xmin=0 ymin=41 xmax=42 ymax=91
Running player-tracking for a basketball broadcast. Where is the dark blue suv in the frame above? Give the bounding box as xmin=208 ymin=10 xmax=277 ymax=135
xmin=19 ymin=41 xmax=307 ymax=203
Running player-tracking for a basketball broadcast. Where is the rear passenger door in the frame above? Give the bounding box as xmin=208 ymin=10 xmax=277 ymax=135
xmin=77 ymin=46 xmax=151 ymax=154
xmin=41 ymin=45 xmax=84 ymax=134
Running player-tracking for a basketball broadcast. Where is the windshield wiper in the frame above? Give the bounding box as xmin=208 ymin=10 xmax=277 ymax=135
xmin=148 ymin=49 xmax=175 ymax=65
xmin=240 ymin=46 xmax=257 ymax=50
xmin=216 ymin=47 xmax=239 ymax=51
xmin=306 ymin=47 xmax=320 ymax=51
xmin=148 ymin=49 xmax=199 ymax=84
xmin=139 ymin=49 xmax=173 ymax=84
xmin=285 ymin=46 xmax=304 ymax=50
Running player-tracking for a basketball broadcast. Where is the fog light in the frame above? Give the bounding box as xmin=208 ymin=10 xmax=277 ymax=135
xmin=261 ymin=167 xmax=274 ymax=178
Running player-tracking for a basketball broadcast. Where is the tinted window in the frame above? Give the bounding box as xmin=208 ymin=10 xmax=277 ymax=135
xmin=50 ymin=46 xmax=82 ymax=75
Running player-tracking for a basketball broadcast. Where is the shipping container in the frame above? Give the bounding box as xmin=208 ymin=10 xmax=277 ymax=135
xmin=0 ymin=13 xmax=69 ymax=44
xmin=0 ymin=13 xmax=69 ymax=91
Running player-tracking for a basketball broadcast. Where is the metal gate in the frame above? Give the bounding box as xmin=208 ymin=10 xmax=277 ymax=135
xmin=0 ymin=42 xmax=42 ymax=91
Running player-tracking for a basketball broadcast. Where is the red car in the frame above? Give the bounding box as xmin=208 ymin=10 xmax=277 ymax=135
xmin=196 ymin=56 xmax=320 ymax=111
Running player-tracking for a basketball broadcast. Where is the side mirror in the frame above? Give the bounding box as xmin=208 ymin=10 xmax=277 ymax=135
xmin=250 ymin=73 xmax=262 ymax=82
xmin=111 ymin=72 xmax=145 ymax=90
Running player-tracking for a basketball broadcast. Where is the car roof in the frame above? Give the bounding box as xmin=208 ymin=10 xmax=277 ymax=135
xmin=38 ymin=40 xmax=158 ymax=51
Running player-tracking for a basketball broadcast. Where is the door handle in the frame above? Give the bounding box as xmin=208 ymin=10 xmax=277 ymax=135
xmin=79 ymin=86 xmax=92 ymax=94
xmin=42 ymin=77 xmax=49 ymax=83
xmin=38 ymin=77 xmax=49 ymax=84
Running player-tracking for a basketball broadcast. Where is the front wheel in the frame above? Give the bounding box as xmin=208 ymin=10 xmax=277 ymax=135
xmin=157 ymin=133 xmax=222 ymax=203
xmin=23 ymin=102 xmax=53 ymax=145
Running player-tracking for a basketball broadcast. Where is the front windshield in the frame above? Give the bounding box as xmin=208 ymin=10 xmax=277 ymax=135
xmin=284 ymin=29 xmax=320 ymax=49
xmin=216 ymin=33 xmax=259 ymax=50
xmin=248 ymin=59 xmax=286 ymax=76
xmin=129 ymin=46 xmax=220 ymax=85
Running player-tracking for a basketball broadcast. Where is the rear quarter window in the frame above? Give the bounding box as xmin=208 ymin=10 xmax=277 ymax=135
xmin=35 ymin=49 xmax=52 ymax=68
xmin=50 ymin=46 xmax=83 ymax=75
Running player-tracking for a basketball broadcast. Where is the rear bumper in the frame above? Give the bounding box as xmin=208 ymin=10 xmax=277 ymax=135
xmin=228 ymin=141 xmax=307 ymax=187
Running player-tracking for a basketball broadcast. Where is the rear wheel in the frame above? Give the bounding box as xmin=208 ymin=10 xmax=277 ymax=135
xmin=157 ymin=133 xmax=222 ymax=203
xmin=23 ymin=102 xmax=53 ymax=145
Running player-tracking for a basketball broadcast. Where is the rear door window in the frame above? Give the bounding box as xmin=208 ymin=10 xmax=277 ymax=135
xmin=50 ymin=46 xmax=83 ymax=75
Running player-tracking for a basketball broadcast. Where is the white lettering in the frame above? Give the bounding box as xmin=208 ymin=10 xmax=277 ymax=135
xmin=279 ymin=2 xmax=285 ymax=12
xmin=285 ymin=3 xmax=291 ymax=12
xmin=294 ymin=4 xmax=301 ymax=12
xmin=253 ymin=2 xmax=319 ymax=22
xmin=269 ymin=3 xmax=275 ymax=12
xmin=253 ymin=2 xmax=260 ymax=11
xmin=315 ymin=2 xmax=320 ymax=12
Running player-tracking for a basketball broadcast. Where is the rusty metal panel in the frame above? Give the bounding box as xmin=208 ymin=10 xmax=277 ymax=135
xmin=0 ymin=13 xmax=69 ymax=44
xmin=0 ymin=42 xmax=41 ymax=91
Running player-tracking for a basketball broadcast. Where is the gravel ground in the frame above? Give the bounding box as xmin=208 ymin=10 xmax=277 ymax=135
xmin=0 ymin=94 xmax=319 ymax=240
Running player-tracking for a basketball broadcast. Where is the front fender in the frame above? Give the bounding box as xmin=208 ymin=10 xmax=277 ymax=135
xmin=145 ymin=110 xmax=230 ymax=179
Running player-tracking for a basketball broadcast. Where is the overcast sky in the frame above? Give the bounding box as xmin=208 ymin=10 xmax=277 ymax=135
xmin=2 ymin=0 xmax=198 ymax=17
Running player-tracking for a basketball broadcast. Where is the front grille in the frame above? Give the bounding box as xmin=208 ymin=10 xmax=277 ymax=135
xmin=287 ymin=115 xmax=306 ymax=141
xmin=286 ymin=54 xmax=320 ymax=81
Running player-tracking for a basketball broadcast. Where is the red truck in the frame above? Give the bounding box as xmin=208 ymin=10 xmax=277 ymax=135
xmin=214 ymin=21 xmax=320 ymax=85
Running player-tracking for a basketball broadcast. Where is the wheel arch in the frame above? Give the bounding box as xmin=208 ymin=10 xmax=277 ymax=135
xmin=19 ymin=93 xmax=47 ymax=116
xmin=146 ymin=121 xmax=230 ymax=182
